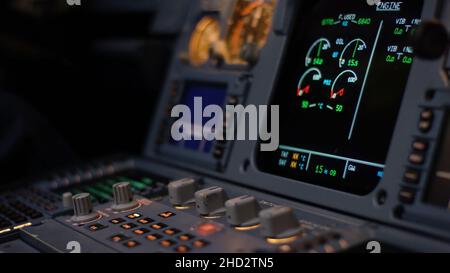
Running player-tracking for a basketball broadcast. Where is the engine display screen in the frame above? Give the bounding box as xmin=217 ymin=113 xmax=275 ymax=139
xmin=257 ymin=0 xmax=424 ymax=194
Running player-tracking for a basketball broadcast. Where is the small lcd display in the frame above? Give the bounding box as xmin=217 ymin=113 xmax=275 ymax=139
xmin=257 ymin=0 xmax=424 ymax=194
xmin=170 ymin=81 xmax=227 ymax=153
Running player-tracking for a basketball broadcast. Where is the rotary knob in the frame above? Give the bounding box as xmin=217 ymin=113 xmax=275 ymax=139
xmin=168 ymin=178 xmax=199 ymax=207
xmin=225 ymin=195 xmax=261 ymax=227
xmin=111 ymin=182 xmax=139 ymax=212
xmin=71 ymin=193 xmax=99 ymax=223
xmin=195 ymin=186 xmax=228 ymax=217
xmin=259 ymin=206 xmax=301 ymax=239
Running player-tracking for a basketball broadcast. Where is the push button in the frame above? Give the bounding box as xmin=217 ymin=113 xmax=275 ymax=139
xmin=145 ymin=233 xmax=163 ymax=241
xmin=150 ymin=223 xmax=168 ymax=230
xmin=409 ymin=152 xmax=425 ymax=165
xmin=412 ymin=140 xmax=429 ymax=152
xmin=110 ymin=218 xmax=125 ymax=224
xmin=175 ymin=245 xmax=191 ymax=253
xmin=163 ymin=228 xmax=181 ymax=236
xmin=127 ymin=213 xmax=142 ymax=219
xmin=158 ymin=211 xmax=176 ymax=218
xmin=178 ymin=234 xmax=195 ymax=241
xmin=192 ymin=239 xmax=210 ymax=248
xmin=137 ymin=218 xmax=154 ymax=224
xmin=399 ymin=187 xmax=416 ymax=204
xmin=110 ymin=234 xmax=129 ymax=242
xmin=120 ymin=223 xmax=138 ymax=230
xmin=133 ymin=228 xmax=150 ymax=235
xmin=123 ymin=240 xmax=140 ymax=248
xmin=160 ymin=239 xmax=177 ymax=247
xmin=404 ymin=169 xmax=421 ymax=184
xmin=88 ymin=223 xmax=107 ymax=232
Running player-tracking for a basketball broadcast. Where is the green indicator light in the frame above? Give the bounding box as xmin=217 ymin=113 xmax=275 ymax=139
xmin=347 ymin=59 xmax=359 ymax=67
xmin=402 ymin=56 xmax=413 ymax=64
xmin=357 ymin=18 xmax=371 ymax=25
xmin=336 ymin=104 xmax=344 ymax=113
xmin=301 ymin=100 xmax=309 ymax=109
xmin=386 ymin=55 xmax=395 ymax=63
xmin=394 ymin=28 xmax=403 ymax=35
xmin=313 ymin=58 xmax=324 ymax=65
xmin=321 ymin=18 xmax=334 ymax=26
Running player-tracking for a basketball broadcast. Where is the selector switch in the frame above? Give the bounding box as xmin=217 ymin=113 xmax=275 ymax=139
xmin=168 ymin=178 xmax=199 ymax=207
xmin=225 ymin=195 xmax=261 ymax=227
xmin=259 ymin=206 xmax=301 ymax=239
xmin=111 ymin=182 xmax=139 ymax=212
xmin=71 ymin=193 xmax=99 ymax=223
xmin=195 ymin=187 xmax=228 ymax=217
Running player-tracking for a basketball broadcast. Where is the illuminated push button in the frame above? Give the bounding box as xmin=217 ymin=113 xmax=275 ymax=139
xmin=408 ymin=152 xmax=425 ymax=165
xmin=192 ymin=239 xmax=210 ymax=248
xmin=168 ymin=178 xmax=199 ymax=207
xmin=404 ymin=169 xmax=421 ymax=185
xmin=175 ymin=245 xmax=191 ymax=253
xmin=225 ymin=195 xmax=261 ymax=228
xmin=123 ymin=240 xmax=140 ymax=248
xmin=195 ymin=187 xmax=228 ymax=217
xmin=71 ymin=193 xmax=99 ymax=223
xmin=163 ymin=228 xmax=181 ymax=236
xmin=178 ymin=234 xmax=195 ymax=241
xmin=160 ymin=239 xmax=176 ymax=247
xmin=110 ymin=218 xmax=125 ymax=224
xmin=137 ymin=218 xmax=154 ymax=224
xmin=399 ymin=187 xmax=416 ymax=204
xmin=259 ymin=206 xmax=301 ymax=240
xmin=126 ymin=213 xmax=142 ymax=219
xmin=133 ymin=228 xmax=150 ymax=235
xmin=111 ymin=182 xmax=139 ymax=212
xmin=87 ymin=223 xmax=107 ymax=232
xmin=145 ymin=233 xmax=163 ymax=241
xmin=150 ymin=223 xmax=168 ymax=230
xmin=110 ymin=234 xmax=129 ymax=242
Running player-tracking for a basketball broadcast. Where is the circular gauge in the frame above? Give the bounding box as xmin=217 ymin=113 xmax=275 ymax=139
xmin=339 ymin=38 xmax=368 ymax=68
xmin=297 ymin=68 xmax=358 ymax=113
xmin=188 ymin=16 xmax=221 ymax=66
xmin=225 ymin=0 xmax=276 ymax=64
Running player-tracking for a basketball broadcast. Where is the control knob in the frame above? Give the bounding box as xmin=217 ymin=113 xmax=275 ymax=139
xmin=225 ymin=195 xmax=261 ymax=227
xmin=168 ymin=178 xmax=199 ymax=207
xmin=71 ymin=193 xmax=99 ymax=223
xmin=259 ymin=206 xmax=301 ymax=239
xmin=195 ymin=186 xmax=228 ymax=217
xmin=111 ymin=182 xmax=139 ymax=212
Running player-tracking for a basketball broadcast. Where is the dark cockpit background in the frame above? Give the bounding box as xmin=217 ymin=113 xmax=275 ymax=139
xmin=0 ymin=0 xmax=184 ymax=183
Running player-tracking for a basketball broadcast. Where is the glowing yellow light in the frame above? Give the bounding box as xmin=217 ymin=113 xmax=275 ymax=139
xmin=234 ymin=224 xmax=260 ymax=231
xmin=13 ymin=222 xmax=32 ymax=230
xmin=174 ymin=205 xmax=192 ymax=210
xmin=266 ymin=235 xmax=299 ymax=245
xmin=0 ymin=228 xmax=11 ymax=234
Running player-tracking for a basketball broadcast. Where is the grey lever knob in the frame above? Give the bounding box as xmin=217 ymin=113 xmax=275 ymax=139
xmin=168 ymin=178 xmax=199 ymax=206
xmin=111 ymin=182 xmax=139 ymax=212
xmin=225 ymin=195 xmax=261 ymax=227
xmin=71 ymin=193 xmax=99 ymax=223
xmin=195 ymin=186 xmax=228 ymax=217
xmin=259 ymin=206 xmax=301 ymax=239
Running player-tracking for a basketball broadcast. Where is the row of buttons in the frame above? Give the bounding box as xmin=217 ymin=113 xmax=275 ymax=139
xmin=400 ymin=109 xmax=435 ymax=204
xmin=96 ymin=211 xmax=209 ymax=252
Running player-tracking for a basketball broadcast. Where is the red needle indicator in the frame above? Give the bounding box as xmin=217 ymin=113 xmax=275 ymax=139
xmin=330 ymin=88 xmax=345 ymax=99
xmin=297 ymin=85 xmax=310 ymax=96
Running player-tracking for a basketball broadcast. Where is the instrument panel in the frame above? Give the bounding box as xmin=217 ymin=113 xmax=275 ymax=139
xmin=257 ymin=0 xmax=424 ymax=195
xmin=2 ymin=0 xmax=450 ymax=254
